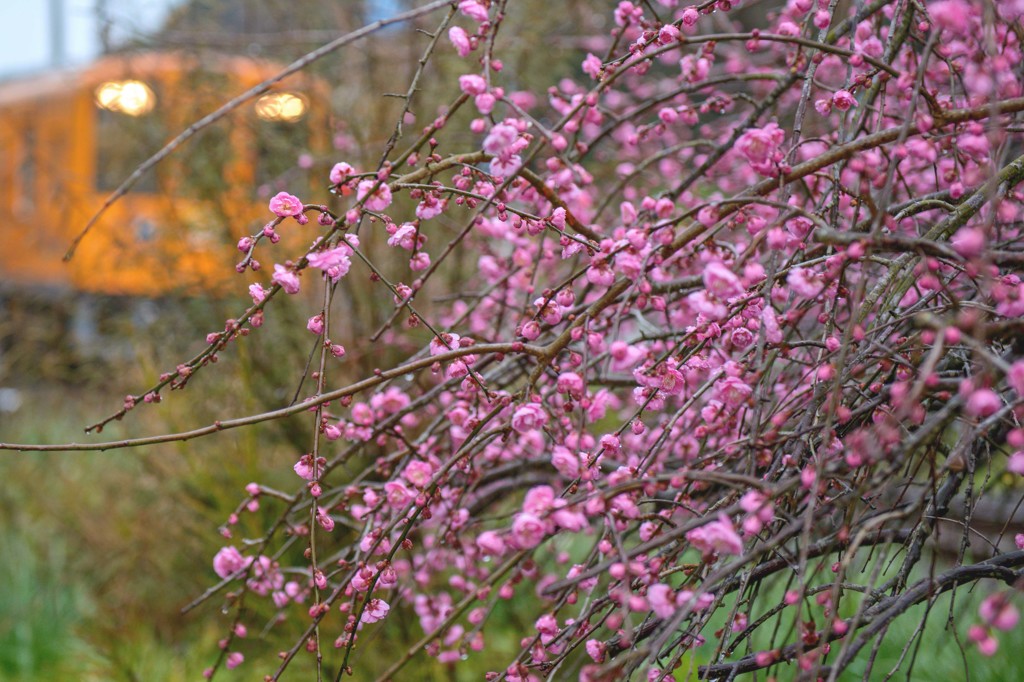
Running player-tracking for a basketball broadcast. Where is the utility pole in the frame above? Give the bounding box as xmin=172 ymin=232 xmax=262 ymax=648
xmin=48 ymin=0 xmax=66 ymax=67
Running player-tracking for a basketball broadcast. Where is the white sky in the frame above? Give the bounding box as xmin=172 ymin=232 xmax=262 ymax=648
xmin=0 ymin=0 xmax=183 ymax=79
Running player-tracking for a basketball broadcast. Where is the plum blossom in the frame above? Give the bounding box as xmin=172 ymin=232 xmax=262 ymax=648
xmin=686 ymin=514 xmax=744 ymax=557
xmin=271 ymin=264 xmax=300 ymax=295
xmin=477 ymin=530 xmax=506 ymax=556
xmin=703 ymin=261 xmax=744 ymax=298
xmin=357 ymin=179 xmax=393 ymax=212
xmin=787 ymin=267 xmax=824 ymax=298
xmin=246 ymin=555 xmax=283 ymax=596
xmin=316 ymin=507 xmax=335 ymax=532
xmin=307 ymin=246 xmax=352 ymax=282
xmin=832 ymin=89 xmax=857 ymax=111
xmin=429 ymin=333 xmax=461 ymax=356
xmin=980 ymin=593 xmax=1019 ymax=631
xmin=248 ymin=283 xmax=267 ymax=304
xmin=582 ymin=53 xmax=603 ymax=80
xmin=458 ymin=0 xmax=489 ymax=22
xmin=717 ymin=375 xmax=752 ymax=407
xmin=969 ymin=625 xmax=999 ymax=656
xmin=736 ymin=123 xmax=785 ymax=176
xmin=268 ymin=191 xmax=302 ymax=217
xmin=930 ymin=0 xmax=973 ymax=35
xmin=449 ymin=26 xmax=472 ymax=56
xmin=511 ymin=512 xmax=547 ymax=548
xmin=511 ymin=403 xmax=548 ymax=433
xmin=483 ymin=123 xmax=518 ymax=155
xmin=951 ymin=227 xmax=986 ymax=258
xmin=329 ymin=162 xmax=354 ymax=185
xmin=965 ymin=388 xmax=1002 ymax=418
xmin=459 ymin=74 xmax=488 ymax=96
xmin=361 ymin=599 xmax=391 ymax=624
xmin=648 ymin=583 xmax=676 ymax=618
xmin=213 ymin=546 xmax=248 ymax=579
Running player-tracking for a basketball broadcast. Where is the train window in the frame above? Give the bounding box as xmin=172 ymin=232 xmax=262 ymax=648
xmin=171 ymin=71 xmax=234 ymax=198
xmin=0 ymin=124 xmax=13 ymax=212
xmin=95 ymin=82 xmax=166 ymax=193
xmin=16 ymin=124 xmax=36 ymax=214
xmin=172 ymin=126 xmax=233 ymax=199
xmin=255 ymin=118 xmax=310 ymax=191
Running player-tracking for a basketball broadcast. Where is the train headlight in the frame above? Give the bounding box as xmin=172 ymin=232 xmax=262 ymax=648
xmin=95 ymin=80 xmax=156 ymax=116
xmin=255 ymin=92 xmax=306 ymax=122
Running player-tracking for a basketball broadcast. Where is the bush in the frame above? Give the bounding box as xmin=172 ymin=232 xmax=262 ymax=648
xmin=7 ymin=1 xmax=1024 ymax=680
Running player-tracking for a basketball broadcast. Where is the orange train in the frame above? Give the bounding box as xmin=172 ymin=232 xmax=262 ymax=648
xmin=0 ymin=51 xmax=328 ymax=297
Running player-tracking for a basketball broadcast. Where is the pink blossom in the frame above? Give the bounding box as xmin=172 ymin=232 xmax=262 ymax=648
xmin=246 ymin=555 xmax=284 ymax=596
xmin=762 ymin=305 xmax=783 ymax=343
xmin=951 ymin=227 xmax=986 ymax=258
xmin=965 ymin=388 xmax=1001 ymax=418
xmin=458 ymin=0 xmax=489 ymax=22
xmin=387 ymin=224 xmax=419 ymax=250
xmin=1008 ymin=451 xmax=1024 ymax=475
xmin=271 ymin=264 xmax=300 ymax=295
xmin=582 ymin=53 xmax=603 ymax=80
xmin=307 ymin=247 xmax=352 ymax=281
xmin=409 ymin=252 xmax=431 ymax=271
xmin=429 ymin=332 xmax=461 ymax=356
xmin=551 ymin=446 xmax=581 ymax=478
xmin=268 ymin=191 xmax=303 ymax=217
xmin=586 ymin=639 xmax=606 ymax=663
xmin=477 ymin=530 xmax=506 ymax=556
xmin=980 ymin=593 xmax=1020 ymax=631
xmin=556 ymin=372 xmax=585 ymax=398
xmin=740 ymin=491 xmax=774 ymax=525
xmin=329 ymin=162 xmax=354 ymax=185
xmin=523 ymin=485 xmax=555 ymax=515
xmin=248 ymin=283 xmax=267 ymax=304
xmin=416 ymin=194 xmax=447 ymax=220
xmin=449 ymin=26 xmax=472 ymax=57
xmin=703 ymin=261 xmax=744 ymax=298
xmin=511 ymin=403 xmax=548 ymax=433
xmin=648 ymin=583 xmax=675 ymax=618
xmin=736 ymin=122 xmax=785 ymax=176
xmin=787 ymin=267 xmax=824 ymax=298
xmin=316 ymin=507 xmax=335 ymax=532
xmin=225 ymin=652 xmax=244 ymax=670
xmin=459 ymin=74 xmax=488 ymax=96
xmin=384 ymin=481 xmax=414 ymax=508
xmin=293 ymin=454 xmax=316 ymax=480
xmin=535 ymin=614 xmax=559 ymax=643
xmin=511 ymin=512 xmax=547 ymax=548
xmin=213 ymin=546 xmax=248 ymax=578
xmin=930 ymin=0 xmax=973 ymax=35
xmin=356 ymin=179 xmax=393 ymax=212
xmin=832 ymin=89 xmax=857 ymax=111
xmin=1008 ymin=362 xmax=1024 ymax=396
xmin=717 ymin=376 xmax=752 ymax=407
xmin=969 ymin=625 xmax=998 ymax=656
xmin=361 ymin=598 xmax=391 ymax=624
xmin=483 ymin=123 xmax=519 ymax=156
xmin=403 ymin=460 xmax=433 ymax=488
xmin=686 ymin=514 xmax=744 ymax=557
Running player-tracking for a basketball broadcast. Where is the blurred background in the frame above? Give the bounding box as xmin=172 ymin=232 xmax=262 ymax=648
xmin=2 ymin=2 xmax=1024 ymax=680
